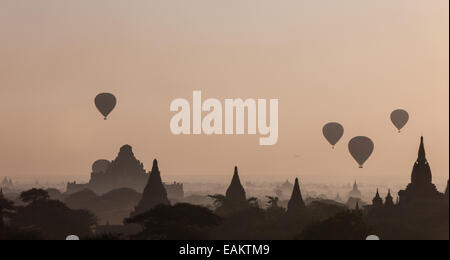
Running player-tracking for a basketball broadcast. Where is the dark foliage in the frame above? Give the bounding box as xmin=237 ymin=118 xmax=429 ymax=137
xmin=211 ymin=206 xmax=267 ymax=240
xmin=0 ymin=226 xmax=43 ymax=240
xmin=298 ymin=210 xmax=375 ymax=240
xmin=10 ymin=199 xmax=97 ymax=240
xmin=64 ymin=188 xmax=141 ymax=224
xmin=367 ymin=199 xmax=449 ymax=240
xmin=208 ymin=194 xmax=259 ymax=217
xmin=20 ymin=188 xmax=50 ymax=203
xmin=126 ymin=203 xmax=221 ymax=240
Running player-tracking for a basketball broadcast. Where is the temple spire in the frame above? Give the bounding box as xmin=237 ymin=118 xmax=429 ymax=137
xmin=417 ymin=136 xmax=426 ymax=163
xmin=225 ymin=166 xmax=246 ymax=201
xmin=372 ymin=188 xmax=383 ymax=208
xmin=385 ymin=189 xmax=394 ymax=207
xmin=399 ymin=136 xmax=441 ymax=204
xmin=287 ymin=178 xmax=305 ymax=215
xmin=151 ymin=159 xmax=159 ymax=172
xmin=131 ymin=159 xmax=170 ymax=217
xmin=349 ymin=180 xmax=362 ymax=198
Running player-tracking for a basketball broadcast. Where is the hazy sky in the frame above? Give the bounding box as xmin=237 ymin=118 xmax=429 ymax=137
xmin=0 ymin=0 xmax=448 ymax=185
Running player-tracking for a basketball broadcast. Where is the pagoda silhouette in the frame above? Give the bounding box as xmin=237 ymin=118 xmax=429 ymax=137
xmin=286 ymin=178 xmax=305 ymax=215
xmin=334 ymin=193 xmax=343 ymax=203
xmin=372 ymin=189 xmax=383 ymax=209
xmin=280 ymin=180 xmax=294 ymax=191
xmin=131 ymin=159 xmax=170 ymax=217
xmin=226 ymin=167 xmax=246 ymax=202
xmin=1 ymin=177 xmax=13 ymax=189
xmin=348 ymin=181 xmax=362 ymax=199
xmin=384 ymin=189 xmax=395 ymax=208
xmin=398 ymin=137 xmax=444 ymax=204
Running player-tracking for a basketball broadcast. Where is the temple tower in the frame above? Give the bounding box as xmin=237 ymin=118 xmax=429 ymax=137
xmin=372 ymin=189 xmax=383 ymax=208
xmin=349 ymin=181 xmax=362 ymax=198
xmin=385 ymin=189 xmax=394 ymax=208
xmin=226 ymin=167 xmax=246 ymax=202
xmin=131 ymin=159 xmax=170 ymax=216
xmin=412 ymin=137 xmax=432 ymax=185
xmin=398 ymin=137 xmax=442 ymax=204
xmin=286 ymin=178 xmax=305 ymax=215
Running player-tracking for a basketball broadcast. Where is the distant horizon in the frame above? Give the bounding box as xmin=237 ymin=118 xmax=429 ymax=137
xmin=2 ymin=135 xmax=448 ymax=187
xmin=4 ymin=169 xmax=448 ymax=189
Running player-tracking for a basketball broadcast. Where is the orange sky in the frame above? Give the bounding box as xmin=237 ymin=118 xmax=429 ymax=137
xmin=0 ymin=0 xmax=448 ymax=185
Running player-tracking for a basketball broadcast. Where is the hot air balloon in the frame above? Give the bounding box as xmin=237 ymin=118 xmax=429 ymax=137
xmin=348 ymin=136 xmax=374 ymax=168
xmin=92 ymin=159 xmax=110 ymax=173
xmin=323 ymin=122 xmax=344 ymax=149
xmin=95 ymin=93 xmax=116 ymax=120
xmin=390 ymin=109 xmax=409 ymax=133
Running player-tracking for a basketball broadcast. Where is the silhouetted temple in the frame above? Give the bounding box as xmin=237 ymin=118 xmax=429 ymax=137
xmin=372 ymin=189 xmax=383 ymax=208
xmin=385 ymin=189 xmax=394 ymax=208
xmin=398 ymin=137 xmax=443 ymax=204
xmin=280 ymin=180 xmax=294 ymax=191
xmin=67 ymin=145 xmax=147 ymax=194
xmin=94 ymin=145 xmax=147 ymax=192
xmin=164 ymin=182 xmax=184 ymax=201
xmin=348 ymin=181 xmax=362 ymax=198
xmin=66 ymin=145 xmax=184 ymax=198
xmin=1 ymin=177 xmax=13 ymax=188
xmin=286 ymin=178 xmax=305 ymax=215
xmin=131 ymin=159 xmax=170 ymax=216
xmin=226 ymin=167 xmax=246 ymax=201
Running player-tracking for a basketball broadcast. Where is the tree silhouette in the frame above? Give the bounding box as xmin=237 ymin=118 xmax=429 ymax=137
xmin=265 ymin=196 xmax=285 ymax=220
xmin=266 ymin=196 xmax=279 ymax=208
xmin=208 ymin=194 xmax=227 ymax=208
xmin=126 ymin=203 xmax=221 ymax=240
xmin=298 ymin=210 xmax=375 ymax=240
xmin=0 ymin=190 xmax=14 ymax=234
xmin=208 ymin=194 xmax=259 ymax=216
xmin=211 ymin=206 xmax=267 ymax=240
xmin=20 ymin=189 xmax=50 ymax=203
xmin=11 ymin=195 xmax=97 ymax=240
